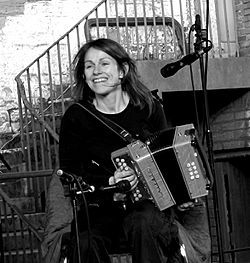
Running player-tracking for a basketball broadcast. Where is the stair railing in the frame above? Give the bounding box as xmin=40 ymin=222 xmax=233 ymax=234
xmin=0 ymin=170 xmax=53 ymax=262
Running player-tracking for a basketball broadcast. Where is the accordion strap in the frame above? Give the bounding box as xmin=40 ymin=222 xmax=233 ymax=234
xmin=76 ymin=102 xmax=135 ymax=144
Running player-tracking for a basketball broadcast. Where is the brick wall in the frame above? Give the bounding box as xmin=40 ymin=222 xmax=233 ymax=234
xmin=235 ymin=0 xmax=250 ymax=56
xmin=205 ymin=0 xmax=250 ymax=151
xmin=211 ymin=92 xmax=250 ymax=151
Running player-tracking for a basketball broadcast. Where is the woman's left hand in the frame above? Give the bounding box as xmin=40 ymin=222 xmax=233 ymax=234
xmin=177 ymin=201 xmax=195 ymax=211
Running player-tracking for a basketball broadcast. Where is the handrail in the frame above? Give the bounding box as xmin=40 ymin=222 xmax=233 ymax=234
xmin=15 ymin=0 xmax=107 ymax=80
xmin=0 ymin=187 xmax=43 ymax=242
xmin=15 ymin=78 xmax=59 ymax=143
xmin=0 ymin=169 xmax=53 ymax=249
xmin=0 ymin=169 xmax=53 ymax=181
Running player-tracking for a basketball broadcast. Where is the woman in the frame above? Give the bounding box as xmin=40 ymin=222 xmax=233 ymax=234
xmin=59 ymin=38 xmax=187 ymax=263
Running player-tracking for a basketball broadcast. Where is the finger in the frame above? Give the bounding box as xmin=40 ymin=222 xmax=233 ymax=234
xmin=177 ymin=201 xmax=194 ymax=211
xmin=114 ymin=170 xmax=127 ymax=181
xmin=128 ymin=176 xmax=138 ymax=190
xmin=116 ymin=170 xmax=135 ymax=181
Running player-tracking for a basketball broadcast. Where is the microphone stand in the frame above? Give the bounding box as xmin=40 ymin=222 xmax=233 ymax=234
xmin=69 ymin=181 xmax=82 ymax=263
xmin=193 ymin=14 xmax=225 ymax=263
xmin=60 ymin=169 xmax=131 ymax=263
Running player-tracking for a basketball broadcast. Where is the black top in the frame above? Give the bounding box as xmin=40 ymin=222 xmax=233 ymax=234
xmin=59 ymin=99 xmax=167 ymax=204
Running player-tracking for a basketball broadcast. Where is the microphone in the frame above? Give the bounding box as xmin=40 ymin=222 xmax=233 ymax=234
xmin=57 ymin=169 xmax=130 ymax=194
xmin=56 ymin=169 xmax=75 ymax=183
xmin=195 ymin=14 xmax=201 ymax=33
xmin=99 ymin=180 xmax=131 ymax=193
xmin=57 ymin=169 xmax=96 ymax=193
xmin=194 ymin=14 xmax=206 ymax=52
xmin=160 ymin=46 xmax=212 ymax=78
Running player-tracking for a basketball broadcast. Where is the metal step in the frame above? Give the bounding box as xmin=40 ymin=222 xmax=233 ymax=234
xmin=2 ymin=229 xmax=43 ymax=251
xmin=1 ymin=211 xmax=45 ymax=261
xmin=3 ymin=248 xmax=40 ymax=263
xmin=110 ymin=253 xmax=132 ymax=263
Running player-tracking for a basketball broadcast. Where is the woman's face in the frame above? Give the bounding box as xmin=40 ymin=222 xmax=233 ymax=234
xmin=83 ymin=47 xmax=123 ymax=96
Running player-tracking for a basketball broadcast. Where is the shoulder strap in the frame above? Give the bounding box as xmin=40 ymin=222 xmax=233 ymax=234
xmin=75 ymin=102 xmax=135 ymax=144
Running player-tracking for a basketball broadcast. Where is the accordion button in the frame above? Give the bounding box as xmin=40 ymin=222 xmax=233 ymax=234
xmin=190 ymin=176 xmax=195 ymax=180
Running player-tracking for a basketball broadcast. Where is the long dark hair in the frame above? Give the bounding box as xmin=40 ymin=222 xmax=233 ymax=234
xmin=72 ymin=38 xmax=154 ymax=113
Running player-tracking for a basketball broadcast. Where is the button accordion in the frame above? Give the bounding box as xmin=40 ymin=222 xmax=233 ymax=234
xmin=111 ymin=124 xmax=209 ymax=211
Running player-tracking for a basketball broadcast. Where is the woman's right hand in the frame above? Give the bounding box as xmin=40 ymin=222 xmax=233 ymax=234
xmin=109 ymin=167 xmax=138 ymax=191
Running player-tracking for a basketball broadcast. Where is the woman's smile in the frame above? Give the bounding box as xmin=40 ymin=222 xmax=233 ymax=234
xmin=92 ymin=77 xmax=107 ymax=83
xmin=84 ymin=47 xmax=123 ymax=95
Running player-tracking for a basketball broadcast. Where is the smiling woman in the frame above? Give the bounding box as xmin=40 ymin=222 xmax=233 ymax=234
xmin=57 ymin=38 xmax=210 ymax=263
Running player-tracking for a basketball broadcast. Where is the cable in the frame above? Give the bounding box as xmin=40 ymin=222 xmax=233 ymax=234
xmin=187 ymin=25 xmax=201 ymax=134
xmin=73 ymin=175 xmax=92 ymax=263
